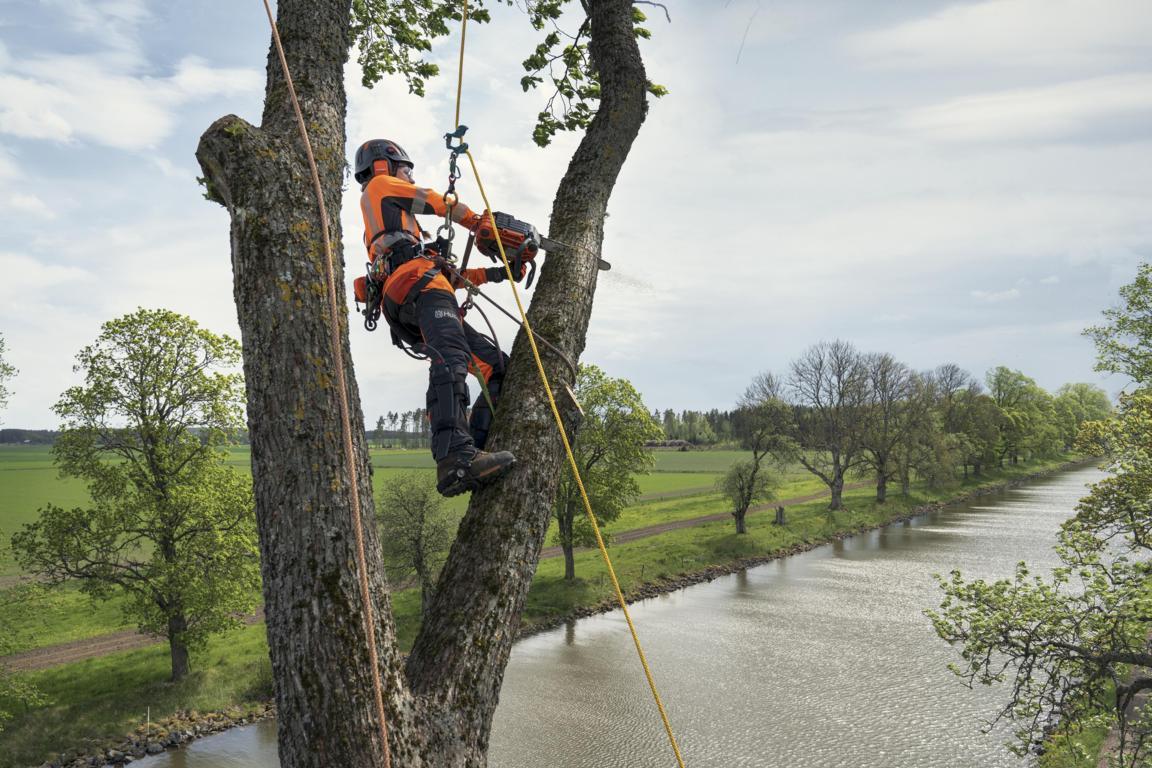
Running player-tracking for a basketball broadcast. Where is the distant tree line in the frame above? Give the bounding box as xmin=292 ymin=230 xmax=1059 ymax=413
xmin=714 ymin=343 xmax=1110 ymax=524
xmin=651 ymin=408 xmax=735 ymax=446
xmin=0 ymin=429 xmax=58 ymax=445
xmin=372 ymin=409 xmax=430 ymax=449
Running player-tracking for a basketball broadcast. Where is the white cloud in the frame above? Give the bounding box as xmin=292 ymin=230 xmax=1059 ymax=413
xmin=0 ymin=1 xmax=260 ymax=153
xmin=0 ymin=252 xmax=91 ymax=306
xmin=849 ymin=0 xmax=1152 ymax=70
xmin=901 ymin=74 xmax=1152 ymax=143
xmin=970 ymin=288 xmax=1021 ymax=303
xmin=170 ymin=57 xmax=262 ymax=98
xmin=5 ymin=193 xmax=54 ymax=219
xmin=1041 ymin=275 xmax=1061 ymax=285
xmin=41 ymin=0 xmax=151 ymax=66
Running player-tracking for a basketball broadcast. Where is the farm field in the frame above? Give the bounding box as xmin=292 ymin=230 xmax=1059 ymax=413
xmin=0 ymin=444 xmax=751 ymax=656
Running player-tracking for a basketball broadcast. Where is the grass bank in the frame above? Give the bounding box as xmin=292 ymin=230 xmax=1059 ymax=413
xmin=0 ymin=455 xmax=1083 ymax=766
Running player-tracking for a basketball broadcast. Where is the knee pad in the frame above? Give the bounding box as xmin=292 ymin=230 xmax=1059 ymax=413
xmin=428 ymin=363 xmax=470 ymax=434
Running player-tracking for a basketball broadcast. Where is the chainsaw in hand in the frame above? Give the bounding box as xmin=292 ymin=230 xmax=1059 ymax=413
xmin=470 ymin=211 xmax=611 ymax=288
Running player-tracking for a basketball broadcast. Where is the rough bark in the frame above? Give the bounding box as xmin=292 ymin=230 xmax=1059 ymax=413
xmin=733 ymin=509 xmax=748 ymax=534
xmin=198 ymin=2 xmax=406 ymax=766
xmin=167 ymin=613 xmax=190 ymax=682
xmin=197 ymin=0 xmax=647 ymax=765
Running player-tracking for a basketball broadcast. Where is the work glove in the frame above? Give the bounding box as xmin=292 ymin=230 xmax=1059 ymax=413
xmin=484 ymin=263 xmax=527 ymax=284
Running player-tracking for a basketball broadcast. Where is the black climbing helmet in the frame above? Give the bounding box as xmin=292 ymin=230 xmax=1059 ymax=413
xmin=354 ymin=139 xmax=413 ymax=184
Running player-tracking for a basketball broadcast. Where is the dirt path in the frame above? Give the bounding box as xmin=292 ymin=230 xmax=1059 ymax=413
xmin=2 ymin=609 xmax=266 ymax=672
xmin=1 ymin=482 xmax=867 ymax=672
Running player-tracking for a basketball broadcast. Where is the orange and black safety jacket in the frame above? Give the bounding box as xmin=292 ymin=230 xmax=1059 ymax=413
xmin=358 ymin=172 xmax=492 ymax=305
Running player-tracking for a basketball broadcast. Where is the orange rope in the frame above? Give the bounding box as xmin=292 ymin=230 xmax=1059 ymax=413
xmin=260 ymin=3 xmax=392 ymax=765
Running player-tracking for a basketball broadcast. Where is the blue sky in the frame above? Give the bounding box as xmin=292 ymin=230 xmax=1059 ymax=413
xmin=1 ymin=0 xmax=1149 ymax=428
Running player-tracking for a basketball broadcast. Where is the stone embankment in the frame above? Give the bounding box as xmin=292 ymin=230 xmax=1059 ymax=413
xmin=517 ymin=462 xmax=1088 ymax=640
xmin=34 ymin=705 xmax=273 ymax=768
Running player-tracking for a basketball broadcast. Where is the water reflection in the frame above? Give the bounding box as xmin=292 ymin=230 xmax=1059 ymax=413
xmin=135 ymin=467 xmax=1104 ymax=768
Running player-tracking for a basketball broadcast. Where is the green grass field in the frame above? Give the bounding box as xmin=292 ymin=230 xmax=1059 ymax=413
xmin=0 ymin=450 xmax=1080 ymax=766
xmin=0 ymin=445 xmax=745 ymax=652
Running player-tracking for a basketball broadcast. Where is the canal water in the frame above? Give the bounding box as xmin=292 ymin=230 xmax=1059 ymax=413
xmin=137 ymin=466 xmax=1104 ymax=768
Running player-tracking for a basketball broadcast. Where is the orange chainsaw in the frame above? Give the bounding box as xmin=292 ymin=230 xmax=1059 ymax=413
xmin=469 ymin=211 xmax=611 ymax=288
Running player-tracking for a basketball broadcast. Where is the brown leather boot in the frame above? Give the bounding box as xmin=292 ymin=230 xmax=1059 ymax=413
xmin=436 ymin=450 xmax=516 ymax=497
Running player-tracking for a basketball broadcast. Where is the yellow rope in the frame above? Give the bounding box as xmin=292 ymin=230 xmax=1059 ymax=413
xmin=452 ymin=3 xmax=685 ymax=765
xmin=260 ymin=3 xmax=392 ymax=766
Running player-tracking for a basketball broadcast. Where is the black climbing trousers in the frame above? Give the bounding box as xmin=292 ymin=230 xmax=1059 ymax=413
xmin=414 ymin=288 xmax=508 ymax=461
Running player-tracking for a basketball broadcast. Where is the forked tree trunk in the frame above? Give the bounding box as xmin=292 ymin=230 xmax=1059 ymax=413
xmin=197 ymin=1 xmax=647 ymax=765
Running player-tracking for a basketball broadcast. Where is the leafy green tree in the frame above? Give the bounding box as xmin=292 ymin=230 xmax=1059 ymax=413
xmin=891 ymin=373 xmax=958 ymax=494
xmin=1086 ymin=262 xmax=1152 ymax=383
xmin=720 ymin=373 xmax=797 ymax=533
xmin=11 ymin=309 xmax=258 ymax=681
xmin=0 ymin=584 xmax=52 ymax=732
xmin=0 ymin=332 xmax=15 ymax=423
xmin=931 ymin=266 xmax=1152 ymax=764
xmin=986 ymin=366 xmax=1060 ymax=464
xmin=1054 ymin=383 xmax=1112 ymax=450
xmin=953 ymin=390 xmax=1002 ymax=477
xmin=377 ymin=472 xmax=457 ymax=616
xmin=553 ymin=365 xmax=661 ymax=580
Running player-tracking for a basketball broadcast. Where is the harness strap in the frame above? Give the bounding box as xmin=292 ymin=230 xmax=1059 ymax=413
xmin=381 ymin=266 xmax=442 ymax=350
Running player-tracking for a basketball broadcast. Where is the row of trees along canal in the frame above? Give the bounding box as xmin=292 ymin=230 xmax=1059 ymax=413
xmin=715 ymin=341 xmax=1110 ymax=536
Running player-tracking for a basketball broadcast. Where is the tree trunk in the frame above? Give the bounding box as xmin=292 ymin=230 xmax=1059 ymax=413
xmin=558 ymin=501 xmax=576 ymax=580
xmin=562 ymin=543 xmax=576 ymax=581
xmin=198 ymin=2 xmax=405 ymax=765
xmin=167 ymin=613 xmax=190 ymax=682
xmin=876 ymin=470 xmax=887 ymax=503
xmin=733 ymin=508 xmax=748 ymax=534
xmin=829 ymin=466 xmax=845 ymax=510
xmin=199 ymin=1 xmax=648 ymax=765
xmin=420 ymin=580 xmax=434 ymax=619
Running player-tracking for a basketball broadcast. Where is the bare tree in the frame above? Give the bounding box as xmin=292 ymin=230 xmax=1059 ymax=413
xmin=787 ymin=340 xmax=868 ymax=510
xmin=858 ymin=353 xmax=915 ymax=502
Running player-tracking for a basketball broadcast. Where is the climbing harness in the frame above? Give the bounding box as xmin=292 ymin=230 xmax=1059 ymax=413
xmin=260 ymin=3 xmax=393 ymax=766
xmin=447 ymin=3 xmax=687 ymax=766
